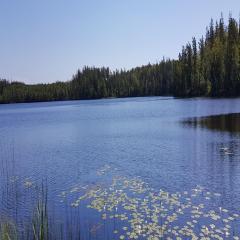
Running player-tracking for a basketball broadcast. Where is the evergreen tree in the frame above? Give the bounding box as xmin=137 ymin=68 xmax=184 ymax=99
xmin=1 ymin=14 xmax=240 ymax=103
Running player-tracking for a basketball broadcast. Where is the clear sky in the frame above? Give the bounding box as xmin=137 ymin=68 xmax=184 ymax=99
xmin=0 ymin=0 xmax=240 ymax=84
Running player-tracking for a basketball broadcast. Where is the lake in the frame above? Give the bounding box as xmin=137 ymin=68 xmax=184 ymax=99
xmin=1 ymin=97 xmax=240 ymax=239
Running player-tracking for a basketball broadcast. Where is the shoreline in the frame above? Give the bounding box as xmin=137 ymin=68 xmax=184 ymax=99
xmin=1 ymin=95 xmax=240 ymax=105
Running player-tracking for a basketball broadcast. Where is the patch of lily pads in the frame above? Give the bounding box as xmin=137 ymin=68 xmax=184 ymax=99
xmin=59 ymin=167 xmax=240 ymax=240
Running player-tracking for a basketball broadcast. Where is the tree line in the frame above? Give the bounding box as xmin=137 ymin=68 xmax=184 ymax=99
xmin=1 ymin=14 xmax=240 ymax=103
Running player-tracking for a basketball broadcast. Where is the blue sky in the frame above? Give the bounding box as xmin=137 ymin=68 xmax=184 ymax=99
xmin=0 ymin=0 xmax=240 ymax=83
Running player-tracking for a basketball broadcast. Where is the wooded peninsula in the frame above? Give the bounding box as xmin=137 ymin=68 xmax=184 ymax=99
xmin=1 ymin=15 xmax=240 ymax=103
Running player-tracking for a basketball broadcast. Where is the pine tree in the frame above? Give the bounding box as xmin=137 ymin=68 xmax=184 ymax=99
xmin=225 ymin=16 xmax=239 ymax=95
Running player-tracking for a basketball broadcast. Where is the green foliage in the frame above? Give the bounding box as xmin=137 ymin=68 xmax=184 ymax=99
xmin=0 ymin=221 xmax=17 ymax=240
xmin=0 ymin=14 xmax=240 ymax=103
xmin=32 ymin=186 xmax=49 ymax=240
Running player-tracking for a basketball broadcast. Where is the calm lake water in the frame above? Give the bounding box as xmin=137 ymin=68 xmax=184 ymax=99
xmin=1 ymin=97 xmax=240 ymax=239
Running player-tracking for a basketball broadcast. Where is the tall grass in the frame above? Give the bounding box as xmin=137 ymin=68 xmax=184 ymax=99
xmin=0 ymin=184 xmax=74 ymax=240
xmin=32 ymin=184 xmax=49 ymax=240
xmin=0 ymin=182 xmax=50 ymax=240
xmin=0 ymin=220 xmax=17 ymax=240
xmin=0 ymin=144 xmax=84 ymax=240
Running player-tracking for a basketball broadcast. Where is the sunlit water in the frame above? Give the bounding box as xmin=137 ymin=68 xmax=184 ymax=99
xmin=0 ymin=97 xmax=240 ymax=239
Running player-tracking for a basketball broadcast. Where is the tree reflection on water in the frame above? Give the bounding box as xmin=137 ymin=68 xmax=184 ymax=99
xmin=182 ymin=113 xmax=240 ymax=134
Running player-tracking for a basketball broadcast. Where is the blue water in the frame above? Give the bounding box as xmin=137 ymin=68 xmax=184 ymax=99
xmin=0 ymin=97 xmax=240 ymax=239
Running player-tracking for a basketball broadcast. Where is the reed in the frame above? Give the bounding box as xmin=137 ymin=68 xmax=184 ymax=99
xmin=32 ymin=184 xmax=49 ymax=240
xmin=0 ymin=219 xmax=17 ymax=240
xmin=0 ymin=143 xmax=83 ymax=240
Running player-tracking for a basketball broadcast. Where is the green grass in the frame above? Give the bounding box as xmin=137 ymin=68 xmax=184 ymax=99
xmin=0 ymin=220 xmax=17 ymax=240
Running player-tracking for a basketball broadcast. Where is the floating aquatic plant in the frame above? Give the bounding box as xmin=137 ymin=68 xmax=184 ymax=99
xmin=60 ymin=170 xmax=240 ymax=239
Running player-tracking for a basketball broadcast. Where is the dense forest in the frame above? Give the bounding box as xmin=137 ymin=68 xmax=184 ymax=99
xmin=1 ymin=15 xmax=240 ymax=103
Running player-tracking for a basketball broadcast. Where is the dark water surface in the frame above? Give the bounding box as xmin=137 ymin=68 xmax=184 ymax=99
xmin=0 ymin=97 xmax=240 ymax=239
xmin=183 ymin=112 xmax=240 ymax=133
